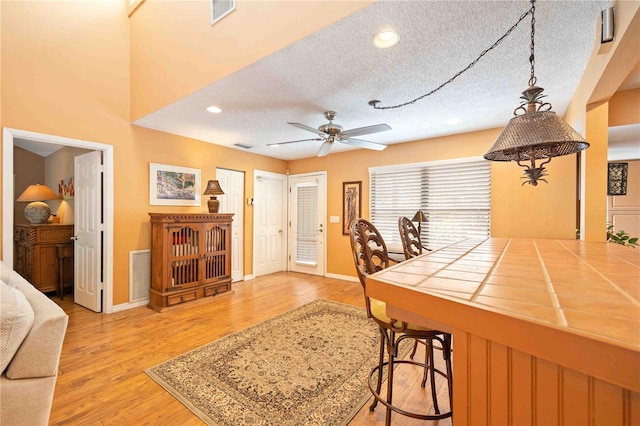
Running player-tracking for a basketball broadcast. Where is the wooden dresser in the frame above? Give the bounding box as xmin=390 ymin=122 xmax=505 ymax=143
xmin=13 ymin=224 xmax=74 ymax=293
xmin=148 ymin=213 xmax=233 ymax=312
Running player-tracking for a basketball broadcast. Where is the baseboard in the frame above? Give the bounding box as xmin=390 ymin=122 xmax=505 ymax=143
xmin=243 ymin=274 xmax=254 ymax=281
xmin=113 ymin=299 xmax=148 ymax=312
xmin=324 ymin=272 xmax=359 ymax=283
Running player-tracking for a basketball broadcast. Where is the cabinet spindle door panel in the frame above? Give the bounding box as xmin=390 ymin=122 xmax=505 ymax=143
xmin=168 ymin=225 xmax=200 ymax=288
xmin=202 ymin=222 xmax=230 ymax=284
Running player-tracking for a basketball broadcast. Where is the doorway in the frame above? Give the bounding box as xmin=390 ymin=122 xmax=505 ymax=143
xmin=2 ymin=128 xmax=115 ymax=313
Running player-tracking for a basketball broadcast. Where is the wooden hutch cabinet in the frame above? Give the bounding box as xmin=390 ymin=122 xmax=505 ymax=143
xmin=13 ymin=224 xmax=74 ymax=293
xmin=148 ymin=213 xmax=233 ymax=312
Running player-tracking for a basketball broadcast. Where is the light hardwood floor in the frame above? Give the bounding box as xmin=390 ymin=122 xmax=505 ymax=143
xmin=49 ymin=272 xmax=451 ymax=425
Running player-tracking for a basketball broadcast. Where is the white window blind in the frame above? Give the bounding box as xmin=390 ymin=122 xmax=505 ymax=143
xmin=295 ymin=184 xmax=318 ymax=265
xmin=370 ymin=158 xmax=491 ymax=249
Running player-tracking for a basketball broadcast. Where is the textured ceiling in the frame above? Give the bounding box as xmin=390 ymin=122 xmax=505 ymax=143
xmin=133 ymin=0 xmax=613 ymax=161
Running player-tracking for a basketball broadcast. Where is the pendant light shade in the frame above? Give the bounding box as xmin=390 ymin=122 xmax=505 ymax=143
xmin=484 ymin=84 xmax=590 ymax=186
xmin=484 ymin=110 xmax=589 ymax=162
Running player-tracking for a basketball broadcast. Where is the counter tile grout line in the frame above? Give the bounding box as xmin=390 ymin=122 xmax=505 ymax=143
xmin=555 ymin=240 xmax=640 ymax=308
xmin=470 ymin=238 xmax=512 ymax=303
xmin=533 ymin=239 xmax=567 ymax=326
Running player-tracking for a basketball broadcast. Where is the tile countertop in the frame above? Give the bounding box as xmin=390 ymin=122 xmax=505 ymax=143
xmin=365 ymin=238 xmax=640 ymax=392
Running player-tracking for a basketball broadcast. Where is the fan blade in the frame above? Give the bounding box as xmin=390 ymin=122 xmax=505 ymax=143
xmin=267 ymin=138 xmax=323 ymax=147
xmin=340 ymin=123 xmax=391 ymax=138
xmin=342 ymin=138 xmax=387 ymax=151
xmin=288 ymin=122 xmax=327 ymax=137
xmin=317 ymin=142 xmax=333 ymax=157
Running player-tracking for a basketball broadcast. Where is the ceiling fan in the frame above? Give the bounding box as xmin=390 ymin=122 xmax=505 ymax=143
xmin=267 ymin=111 xmax=391 ymax=157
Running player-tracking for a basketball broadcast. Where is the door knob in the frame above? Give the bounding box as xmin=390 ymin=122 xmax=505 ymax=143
xmin=70 ymin=235 xmax=78 ymax=241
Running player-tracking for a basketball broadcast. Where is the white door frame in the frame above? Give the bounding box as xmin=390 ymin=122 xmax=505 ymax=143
xmin=2 ymin=128 xmax=115 ymax=313
xmin=288 ymin=171 xmax=327 ymax=276
xmin=216 ymin=167 xmax=244 ymax=282
xmin=252 ymin=169 xmax=287 ymax=277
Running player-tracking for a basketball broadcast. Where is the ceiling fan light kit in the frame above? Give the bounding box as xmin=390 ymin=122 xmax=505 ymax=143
xmin=369 ymin=0 xmax=590 ymax=186
xmin=269 ymin=110 xmax=391 ymax=157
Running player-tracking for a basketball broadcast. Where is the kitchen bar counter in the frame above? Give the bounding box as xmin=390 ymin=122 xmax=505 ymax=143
xmin=365 ymin=238 xmax=639 ymax=425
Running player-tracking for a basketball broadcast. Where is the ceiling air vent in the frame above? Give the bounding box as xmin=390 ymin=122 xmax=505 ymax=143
xmin=211 ymin=0 xmax=235 ymax=26
xmin=234 ymin=143 xmax=252 ymax=150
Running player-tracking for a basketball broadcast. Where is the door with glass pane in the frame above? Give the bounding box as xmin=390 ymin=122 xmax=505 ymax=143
xmin=288 ymin=173 xmax=326 ymax=276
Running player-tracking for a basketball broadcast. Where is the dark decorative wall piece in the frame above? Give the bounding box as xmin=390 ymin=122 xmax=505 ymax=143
xmin=607 ymin=163 xmax=628 ymax=196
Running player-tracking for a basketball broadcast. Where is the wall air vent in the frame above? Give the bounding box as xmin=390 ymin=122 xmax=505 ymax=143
xmin=211 ymin=0 xmax=235 ymax=26
xmin=129 ymin=249 xmax=150 ymax=303
xmin=234 ymin=143 xmax=252 ymax=149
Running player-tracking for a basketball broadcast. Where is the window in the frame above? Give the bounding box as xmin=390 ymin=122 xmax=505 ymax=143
xmin=370 ymin=157 xmax=491 ymax=249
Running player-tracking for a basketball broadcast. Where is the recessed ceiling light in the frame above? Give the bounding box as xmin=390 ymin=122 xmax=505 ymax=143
xmin=373 ymin=30 xmax=399 ymax=49
xmin=446 ymin=118 xmax=461 ymax=125
xmin=206 ymin=105 xmax=222 ymax=114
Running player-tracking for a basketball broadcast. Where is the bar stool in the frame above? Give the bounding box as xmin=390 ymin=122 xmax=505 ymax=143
xmin=349 ymin=219 xmax=452 ymax=425
xmin=56 ymin=242 xmax=74 ymax=300
xmin=398 ymin=215 xmax=439 ymax=384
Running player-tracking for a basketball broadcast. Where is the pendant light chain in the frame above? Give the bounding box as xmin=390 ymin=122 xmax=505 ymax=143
xmin=370 ymin=1 xmax=535 ymax=110
xmin=529 ymin=0 xmax=537 ymax=87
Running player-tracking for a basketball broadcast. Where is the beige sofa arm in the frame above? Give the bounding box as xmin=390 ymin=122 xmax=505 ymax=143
xmin=5 ymin=272 xmax=68 ymax=380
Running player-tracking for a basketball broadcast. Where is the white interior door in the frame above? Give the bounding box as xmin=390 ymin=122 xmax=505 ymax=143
xmin=288 ymin=173 xmax=326 ymax=276
xmin=74 ymin=151 xmax=102 ymax=312
xmin=253 ymin=170 xmax=287 ymax=277
xmin=216 ymin=168 xmax=244 ymax=282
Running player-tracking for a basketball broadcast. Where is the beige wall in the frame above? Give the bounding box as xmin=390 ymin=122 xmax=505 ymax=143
xmin=0 ymin=1 xmax=637 ymax=305
xmin=609 ymin=88 xmax=640 ymax=127
xmin=44 ymin=146 xmax=92 ymax=225
xmin=13 ymin=147 xmax=45 ymax=225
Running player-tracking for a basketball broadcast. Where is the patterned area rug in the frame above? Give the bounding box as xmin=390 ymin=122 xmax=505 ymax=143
xmin=146 ymin=299 xmax=399 ymax=426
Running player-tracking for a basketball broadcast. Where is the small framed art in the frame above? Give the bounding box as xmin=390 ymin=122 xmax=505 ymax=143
xmin=342 ymin=181 xmax=362 ymax=235
xmin=149 ymin=163 xmax=201 ymax=206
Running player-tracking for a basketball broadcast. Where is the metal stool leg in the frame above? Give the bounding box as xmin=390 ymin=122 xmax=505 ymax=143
xmin=369 ymin=329 xmax=386 ymax=411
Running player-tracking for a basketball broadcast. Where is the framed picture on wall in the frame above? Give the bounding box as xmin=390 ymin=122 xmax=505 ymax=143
xmin=149 ymin=163 xmax=201 ymax=206
xmin=343 ymin=181 xmax=362 ymax=235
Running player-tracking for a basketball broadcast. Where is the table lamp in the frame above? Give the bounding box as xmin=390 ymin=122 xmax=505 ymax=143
xmin=203 ymin=180 xmax=224 ymax=213
xmin=16 ymin=183 xmax=60 ymax=224
xmin=411 ymin=209 xmax=427 ymax=235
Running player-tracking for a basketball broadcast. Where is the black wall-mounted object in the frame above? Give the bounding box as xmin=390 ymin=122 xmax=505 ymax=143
xmin=607 ymin=162 xmax=628 ymax=196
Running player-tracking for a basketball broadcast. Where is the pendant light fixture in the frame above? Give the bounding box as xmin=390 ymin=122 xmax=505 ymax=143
xmin=370 ymin=0 xmax=590 ymax=185
xmin=482 ymin=0 xmax=589 ymax=185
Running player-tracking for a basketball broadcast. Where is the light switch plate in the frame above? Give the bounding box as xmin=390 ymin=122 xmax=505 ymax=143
xmin=329 ymin=216 xmax=340 ymax=223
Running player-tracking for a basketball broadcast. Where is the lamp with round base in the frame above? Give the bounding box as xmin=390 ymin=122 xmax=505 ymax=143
xmin=411 ymin=209 xmax=427 ymax=235
xmin=16 ymin=183 xmax=61 ymax=224
xmin=203 ymin=180 xmax=225 ymax=213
